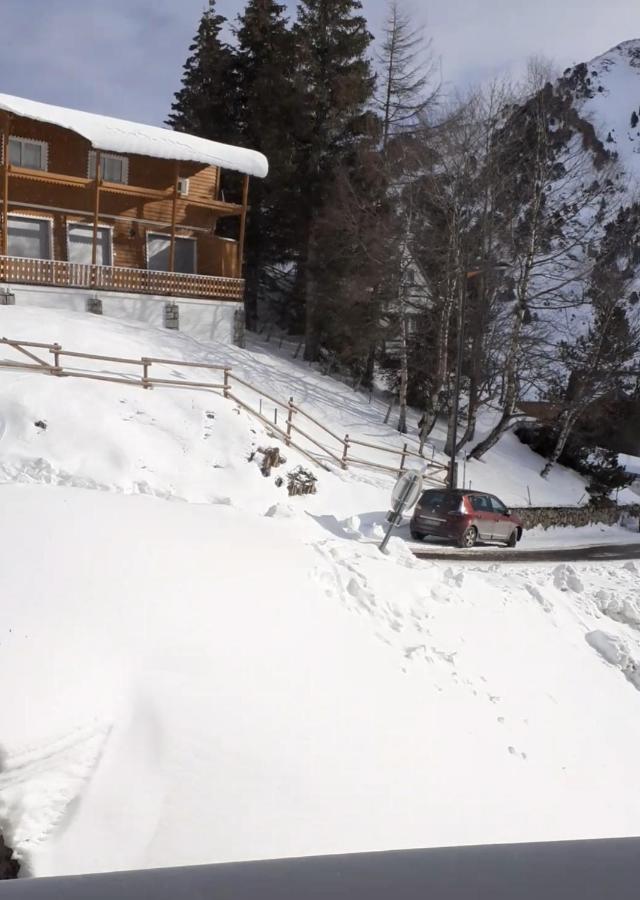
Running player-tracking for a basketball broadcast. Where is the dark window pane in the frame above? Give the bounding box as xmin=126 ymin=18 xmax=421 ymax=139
xmin=8 ymin=138 xmax=21 ymax=166
xmin=419 ymin=491 xmax=445 ymax=512
xmin=22 ymin=141 xmax=42 ymax=169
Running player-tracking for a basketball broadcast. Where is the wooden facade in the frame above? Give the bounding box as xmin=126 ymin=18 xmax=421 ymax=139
xmin=0 ymin=110 xmax=251 ymax=301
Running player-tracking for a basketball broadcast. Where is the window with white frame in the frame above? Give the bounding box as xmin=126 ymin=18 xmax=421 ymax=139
xmin=7 ymin=215 xmax=52 ymax=259
xmin=8 ymin=137 xmax=48 ymax=171
xmin=88 ymin=151 xmax=129 ymax=184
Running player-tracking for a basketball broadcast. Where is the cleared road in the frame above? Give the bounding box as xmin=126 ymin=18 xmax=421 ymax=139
xmin=411 ymin=542 xmax=640 ymax=563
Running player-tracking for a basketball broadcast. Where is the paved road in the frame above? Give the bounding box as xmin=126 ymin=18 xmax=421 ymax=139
xmin=411 ymin=542 xmax=640 ymax=563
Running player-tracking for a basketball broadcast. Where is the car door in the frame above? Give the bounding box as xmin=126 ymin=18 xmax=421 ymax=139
xmin=489 ymin=495 xmax=511 ymax=541
xmin=468 ymin=494 xmax=494 ymax=541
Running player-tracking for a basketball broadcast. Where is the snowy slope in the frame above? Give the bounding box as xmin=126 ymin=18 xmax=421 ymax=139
xmin=1 ymin=305 xmax=627 ymax=510
xmin=576 ymin=40 xmax=640 ymax=186
xmin=2 ymin=307 xmax=640 ymax=879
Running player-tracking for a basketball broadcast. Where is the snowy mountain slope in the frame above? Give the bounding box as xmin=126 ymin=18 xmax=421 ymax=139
xmin=576 ymin=40 xmax=640 ymax=184
xmin=1 ymin=305 xmax=629 ymax=509
xmin=3 ymin=485 xmax=640 ymax=878
xmin=1 ymin=307 xmax=640 ymax=878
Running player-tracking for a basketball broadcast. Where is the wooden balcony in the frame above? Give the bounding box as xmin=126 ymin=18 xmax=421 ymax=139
xmin=0 ymin=255 xmax=244 ymax=301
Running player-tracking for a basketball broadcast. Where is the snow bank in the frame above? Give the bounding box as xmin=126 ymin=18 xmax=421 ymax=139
xmin=3 ymin=486 xmax=640 ymax=877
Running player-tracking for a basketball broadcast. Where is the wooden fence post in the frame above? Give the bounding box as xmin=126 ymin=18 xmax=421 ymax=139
xmin=383 ymin=396 xmax=395 ymax=425
xmin=342 ymin=434 xmax=350 ymax=469
xmin=223 ymin=367 xmax=230 ymax=398
xmin=52 ymin=342 xmax=61 ymax=374
xmin=142 ymin=357 xmax=151 ymax=389
xmin=285 ymin=396 xmax=294 ymax=446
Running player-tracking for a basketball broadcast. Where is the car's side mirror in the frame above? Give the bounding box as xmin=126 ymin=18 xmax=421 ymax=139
xmin=505 ymin=509 xmax=512 ymax=517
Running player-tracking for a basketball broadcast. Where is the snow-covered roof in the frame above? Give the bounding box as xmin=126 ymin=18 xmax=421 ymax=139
xmin=0 ymin=92 xmax=268 ymax=178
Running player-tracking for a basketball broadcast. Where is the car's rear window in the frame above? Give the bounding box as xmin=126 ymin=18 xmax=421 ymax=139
xmin=419 ymin=491 xmax=458 ymax=512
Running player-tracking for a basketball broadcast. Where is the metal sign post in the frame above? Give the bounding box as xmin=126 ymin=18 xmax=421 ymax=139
xmin=379 ymin=470 xmax=423 ymax=554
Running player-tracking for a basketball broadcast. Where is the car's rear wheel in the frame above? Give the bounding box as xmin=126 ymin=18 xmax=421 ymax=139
xmin=506 ymin=528 xmax=518 ymax=548
xmin=458 ymin=526 xmax=478 ymax=549
xmin=410 ymin=529 xmax=424 ymax=541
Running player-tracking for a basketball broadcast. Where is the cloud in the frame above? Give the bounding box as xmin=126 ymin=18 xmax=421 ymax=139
xmin=0 ymin=0 xmax=638 ymax=127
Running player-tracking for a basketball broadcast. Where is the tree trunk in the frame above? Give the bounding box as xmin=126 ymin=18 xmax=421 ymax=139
xmin=419 ymin=292 xmax=454 ymax=441
xmin=467 ymin=296 xmax=527 ymax=460
xmin=456 ymin=369 xmax=479 ymax=449
xmin=243 ymin=259 xmax=260 ymax=332
xmin=303 ymin=234 xmax=322 ymax=361
xmin=397 ymin=312 xmax=409 ymax=434
xmin=540 ymin=409 xmax=578 ymax=478
xmin=363 ymin=340 xmax=377 ymax=390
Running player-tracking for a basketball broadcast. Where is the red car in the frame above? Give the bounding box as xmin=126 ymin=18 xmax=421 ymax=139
xmin=410 ymin=489 xmax=523 ymax=548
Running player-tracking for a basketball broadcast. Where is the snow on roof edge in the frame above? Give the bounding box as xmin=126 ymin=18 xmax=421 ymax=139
xmin=0 ymin=92 xmax=268 ymax=178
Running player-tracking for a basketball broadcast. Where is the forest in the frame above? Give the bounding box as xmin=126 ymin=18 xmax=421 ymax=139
xmin=169 ymin=0 xmax=640 ymax=488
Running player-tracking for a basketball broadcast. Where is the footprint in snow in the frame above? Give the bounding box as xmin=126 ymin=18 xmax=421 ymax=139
xmin=553 ymin=564 xmax=584 ymax=593
xmin=525 ymin=582 xmax=553 ymax=612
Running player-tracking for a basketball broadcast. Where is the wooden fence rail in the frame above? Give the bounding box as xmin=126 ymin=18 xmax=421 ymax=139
xmin=0 ymin=335 xmax=448 ymax=485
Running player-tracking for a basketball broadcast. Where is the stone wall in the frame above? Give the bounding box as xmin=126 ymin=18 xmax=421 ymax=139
xmin=512 ymin=504 xmax=640 ymax=530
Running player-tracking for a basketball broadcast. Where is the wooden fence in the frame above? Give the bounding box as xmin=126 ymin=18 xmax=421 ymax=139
xmin=0 ymin=256 xmax=244 ymax=300
xmin=0 ymin=335 xmax=448 ymax=484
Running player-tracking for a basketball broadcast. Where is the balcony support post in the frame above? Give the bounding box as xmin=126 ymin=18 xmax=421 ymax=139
xmin=238 ymin=175 xmax=249 ymax=277
xmin=2 ymin=114 xmax=10 ymax=257
xmin=91 ymin=151 xmax=101 ymax=270
xmin=169 ymin=161 xmax=179 ymax=273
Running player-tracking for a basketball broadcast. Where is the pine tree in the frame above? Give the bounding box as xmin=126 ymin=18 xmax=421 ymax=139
xmin=293 ymin=0 xmax=377 ymax=358
xmin=235 ymin=0 xmax=301 ymax=329
xmin=167 ymin=1 xmax=241 ymax=145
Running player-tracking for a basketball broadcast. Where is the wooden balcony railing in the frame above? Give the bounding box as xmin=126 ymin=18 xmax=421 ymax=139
xmin=0 ymin=255 xmax=244 ymax=301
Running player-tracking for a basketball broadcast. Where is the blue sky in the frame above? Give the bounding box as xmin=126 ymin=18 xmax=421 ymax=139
xmin=0 ymin=0 xmax=638 ymax=126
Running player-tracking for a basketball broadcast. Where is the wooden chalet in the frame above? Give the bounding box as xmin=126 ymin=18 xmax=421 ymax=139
xmin=0 ymin=93 xmax=268 ymax=333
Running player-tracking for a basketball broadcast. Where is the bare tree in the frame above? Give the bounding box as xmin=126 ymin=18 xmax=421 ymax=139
xmin=539 ymin=204 xmax=640 ymax=477
xmin=376 ymin=0 xmax=440 ymax=150
xmin=467 ymin=66 xmax=615 ymax=460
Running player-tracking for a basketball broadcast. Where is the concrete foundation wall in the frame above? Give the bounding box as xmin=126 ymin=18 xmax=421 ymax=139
xmin=1 ymin=284 xmax=242 ymax=345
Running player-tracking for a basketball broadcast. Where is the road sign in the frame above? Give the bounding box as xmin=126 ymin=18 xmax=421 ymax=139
xmin=391 ymin=470 xmax=423 ymax=511
xmin=380 ymin=469 xmax=424 ymax=553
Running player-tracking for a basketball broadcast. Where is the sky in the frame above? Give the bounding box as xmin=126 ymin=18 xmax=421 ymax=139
xmin=0 ymin=0 xmax=638 ymax=127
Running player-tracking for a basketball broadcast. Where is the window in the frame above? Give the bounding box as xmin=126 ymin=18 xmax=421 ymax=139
xmin=146 ymin=233 xmax=197 ymax=274
xmin=88 ymin=151 xmax=129 ymax=184
xmin=8 ymin=137 xmax=48 ymax=171
xmin=7 ymin=215 xmax=52 ymax=259
xmin=470 ymin=494 xmax=492 ymax=512
xmin=490 ymin=496 xmax=509 ymax=515
xmin=67 ymin=223 xmax=112 ymax=267
xmin=177 ymin=177 xmax=190 ymax=197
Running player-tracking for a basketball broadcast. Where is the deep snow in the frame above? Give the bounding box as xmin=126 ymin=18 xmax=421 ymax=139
xmin=1 ymin=305 xmax=640 ymax=879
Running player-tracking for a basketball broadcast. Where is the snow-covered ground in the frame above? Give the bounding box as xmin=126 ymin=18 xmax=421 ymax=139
xmin=2 ymin=305 xmax=640 ymax=879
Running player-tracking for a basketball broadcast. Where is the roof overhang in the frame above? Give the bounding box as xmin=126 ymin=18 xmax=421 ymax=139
xmin=0 ymin=93 xmax=268 ymax=178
